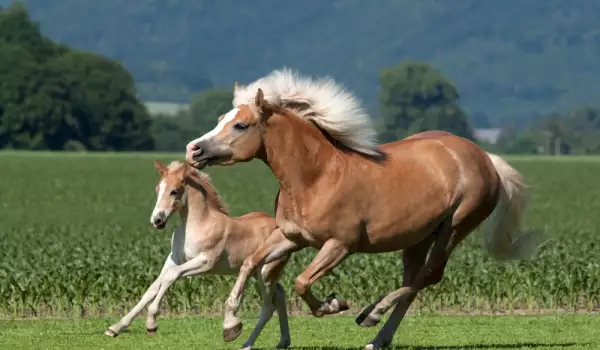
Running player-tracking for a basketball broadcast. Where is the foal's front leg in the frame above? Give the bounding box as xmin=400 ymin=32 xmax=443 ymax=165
xmin=105 ymin=254 xmax=177 ymax=336
xmin=144 ymin=253 xmax=215 ymax=333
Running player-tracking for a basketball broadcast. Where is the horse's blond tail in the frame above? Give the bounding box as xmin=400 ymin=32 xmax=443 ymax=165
xmin=482 ymin=153 xmax=541 ymax=261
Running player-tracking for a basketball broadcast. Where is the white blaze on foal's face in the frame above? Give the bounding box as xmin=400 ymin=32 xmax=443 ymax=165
xmin=151 ymin=160 xmax=186 ymax=229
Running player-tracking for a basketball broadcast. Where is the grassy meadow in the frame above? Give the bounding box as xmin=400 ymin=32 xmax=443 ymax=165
xmin=1 ymin=151 xmax=599 ymax=320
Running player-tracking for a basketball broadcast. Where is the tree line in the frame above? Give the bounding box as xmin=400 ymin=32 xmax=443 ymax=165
xmin=1 ymin=4 xmax=598 ymax=155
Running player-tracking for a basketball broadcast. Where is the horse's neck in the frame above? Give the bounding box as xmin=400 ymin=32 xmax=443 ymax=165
xmin=260 ymin=113 xmax=338 ymax=196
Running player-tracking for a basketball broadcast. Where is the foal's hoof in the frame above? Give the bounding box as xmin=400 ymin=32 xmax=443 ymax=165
xmin=104 ymin=328 xmax=118 ymax=337
xmin=146 ymin=326 xmax=158 ymax=336
xmin=223 ymin=321 xmax=243 ymax=342
xmin=325 ymin=293 xmax=350 ymax=313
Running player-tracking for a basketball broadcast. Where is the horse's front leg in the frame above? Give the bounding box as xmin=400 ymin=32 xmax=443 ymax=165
xmin=144 ymin=253 xmax=215 ymax=334
xmin=294 ymin=238 xmax=350 ymax=317
xmin=223 ymin=229 xmax=304 ymax=343
xmin=105 ymin=254 xmax=177 ymax=337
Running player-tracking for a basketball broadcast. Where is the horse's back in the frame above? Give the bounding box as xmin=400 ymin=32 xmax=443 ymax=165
xmin=386 ymin=130 xmax=500 ymax=221
xmin=345 ymin=130 xmax=500 ymax=250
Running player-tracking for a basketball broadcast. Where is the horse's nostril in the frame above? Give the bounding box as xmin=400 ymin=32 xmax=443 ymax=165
xmin=193 ymin=147 xmax=204 ymax=157
xmin=153 ymin=217 xmax=163 ymax=226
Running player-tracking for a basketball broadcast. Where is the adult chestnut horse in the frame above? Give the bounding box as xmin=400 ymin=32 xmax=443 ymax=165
xmin=185 ymin=69 xmax=541 ymax=350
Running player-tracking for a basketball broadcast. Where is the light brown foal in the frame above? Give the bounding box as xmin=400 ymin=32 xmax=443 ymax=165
xmin=105 ymin=160 xmax=292 ymax=350
xmin=185 ymin=69 xmax=542 ymax=349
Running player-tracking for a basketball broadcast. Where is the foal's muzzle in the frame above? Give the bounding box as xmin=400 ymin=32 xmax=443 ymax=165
xmin=152 ymin=212 xmax=167 ymax=229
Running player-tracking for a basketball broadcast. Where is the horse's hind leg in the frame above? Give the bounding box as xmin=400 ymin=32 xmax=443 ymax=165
xmin=355 ymin=235 xmax=434 ymax=328
xmin=363 ymin=220 xmax=458 ymax=350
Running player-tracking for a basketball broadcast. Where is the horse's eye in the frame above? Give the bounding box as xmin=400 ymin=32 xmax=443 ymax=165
xmin=170 ymin=189 xmax=178 ymax=196
xmin=233 ymin=122 xmax=249 ymax=131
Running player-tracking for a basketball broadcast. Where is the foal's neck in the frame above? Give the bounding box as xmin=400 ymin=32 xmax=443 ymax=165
xmin=260 ymin=113 xmax=338 ymax=194
xmin=179 ymin=184 xmax=213 ymax=227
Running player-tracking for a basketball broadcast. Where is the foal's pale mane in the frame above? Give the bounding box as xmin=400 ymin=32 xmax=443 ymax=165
xmin=167 ymin=161 xmax=229 ymax=215
xmin=233 ymin=68 xmax=383 ymax=157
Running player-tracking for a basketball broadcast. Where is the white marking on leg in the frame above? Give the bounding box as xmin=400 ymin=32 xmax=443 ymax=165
xmin=189 ymin=108 xmax=239 ymax=145
xmin=145 ymin=253 xmax=213 ymax=330
xmin=106 ymin=255 xmax=177 ymax=335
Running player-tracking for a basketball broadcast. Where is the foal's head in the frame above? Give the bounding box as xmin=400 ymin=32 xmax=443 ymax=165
xmin=185 ymin=89 xmax=274 ymax=169
xmin=150 ymin=160 xmax=228 ymax=229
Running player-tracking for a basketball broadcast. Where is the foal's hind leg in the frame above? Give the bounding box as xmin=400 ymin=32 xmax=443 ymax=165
xmin=224 ymin=229 xmax=304 ymax=342
xmin=294 ymin=238 xmax=351 ymax=317
xmin=239 ymin=257 xmax=292 ymax=350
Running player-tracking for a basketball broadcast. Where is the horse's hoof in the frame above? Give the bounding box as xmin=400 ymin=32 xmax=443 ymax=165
xmin=276 ymin=339 xmax=291 ymax=349
xmin=223 ymin=321 xmax=243 ymax=342
xmin=356 ymin=313 xmax=380 ymax=327
xmin=104 ymin=328 xmax=118 ymax=337
xmin=146 ymin=326 xmax=158 ymax=336
xmin=363 ymin=340 xmax=392 ymax=350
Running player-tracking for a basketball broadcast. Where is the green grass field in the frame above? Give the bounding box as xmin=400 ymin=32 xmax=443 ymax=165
xmin=1 ymin=151 xmax=599 ymax=349
xmin=1 ymin=315 xmax=599 ymax=349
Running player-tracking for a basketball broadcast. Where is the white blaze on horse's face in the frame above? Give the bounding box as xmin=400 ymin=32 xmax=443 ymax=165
xmin=199 ymin=107 xmax=240 ymax=143
xmin=185 ymin=104 xmax=264 ymax=169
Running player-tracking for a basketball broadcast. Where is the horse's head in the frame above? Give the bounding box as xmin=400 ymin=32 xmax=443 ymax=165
xmin=185 ymin=88 xmax=273 ymax=169
xmin=150 ymin=160 xmax=194 ymax=229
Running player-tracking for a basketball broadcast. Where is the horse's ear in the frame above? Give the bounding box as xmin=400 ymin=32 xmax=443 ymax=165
xmin=255 ymin=88 xmax=273 ymax=119
xmin=234 ymin=81 xmax=239 ymax=91
xmin=153 ymin=160 xmax=167 ymax=175
xmin=217 ymin=114 xmax=225 ymax=123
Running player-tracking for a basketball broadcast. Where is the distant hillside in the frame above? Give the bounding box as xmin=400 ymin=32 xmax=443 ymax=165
xmin=4 ymin=0 xmax=600 ymax=127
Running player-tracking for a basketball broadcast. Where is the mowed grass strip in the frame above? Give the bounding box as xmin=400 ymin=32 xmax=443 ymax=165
xmin=0 ymin=152 xmax=599 ymax=317
xmin=0 ymin=315 xmax=598 ymax=349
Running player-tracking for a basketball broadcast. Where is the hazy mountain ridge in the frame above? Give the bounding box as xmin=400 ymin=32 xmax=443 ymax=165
xmin=4 ymin=0 xmax=600 ymax=127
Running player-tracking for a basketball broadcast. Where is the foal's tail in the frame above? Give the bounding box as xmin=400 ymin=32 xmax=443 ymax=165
xmin=481 ymin=153 xmax=541 ymax=261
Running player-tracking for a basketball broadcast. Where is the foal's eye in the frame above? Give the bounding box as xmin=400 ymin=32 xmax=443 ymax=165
xmin=170 ymin=189 xmax=178 ymax=196
xmin=233 ymin=122 xmax=249 ymax=131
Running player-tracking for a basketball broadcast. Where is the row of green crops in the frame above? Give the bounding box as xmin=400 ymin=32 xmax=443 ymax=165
xmin=1 ymin=152 xmax=599 ymax=317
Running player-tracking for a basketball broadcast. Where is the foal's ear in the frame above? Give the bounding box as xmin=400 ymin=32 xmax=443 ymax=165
xmin=255 ymin=88 xmax=274 ymax=119
xmin=153 ymin=160 xmax=167 ymax=175
xmin=217 ymin=114 xmax=225 ymax=123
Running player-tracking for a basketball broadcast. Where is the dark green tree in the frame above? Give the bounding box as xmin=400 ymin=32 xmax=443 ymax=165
xmin=189 ymin=88 xmax=234 ymax=134
xmin=0 ymin=4 xmax=154 ymax=151
xmin=150 ymin=110 xmax=196 ymax=152
xmin=378 ymin=61 xmax=474 ymax=142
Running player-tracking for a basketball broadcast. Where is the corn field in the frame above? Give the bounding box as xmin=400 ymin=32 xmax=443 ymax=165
xmin=1 ymin=152 xmax=599 ymax=317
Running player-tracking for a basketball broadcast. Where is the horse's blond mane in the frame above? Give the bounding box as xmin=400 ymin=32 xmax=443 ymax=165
xmin=168 ymin=161 xmax=229 ymax=215
xmin=232 ymin=68 xmax=382 ymax=157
